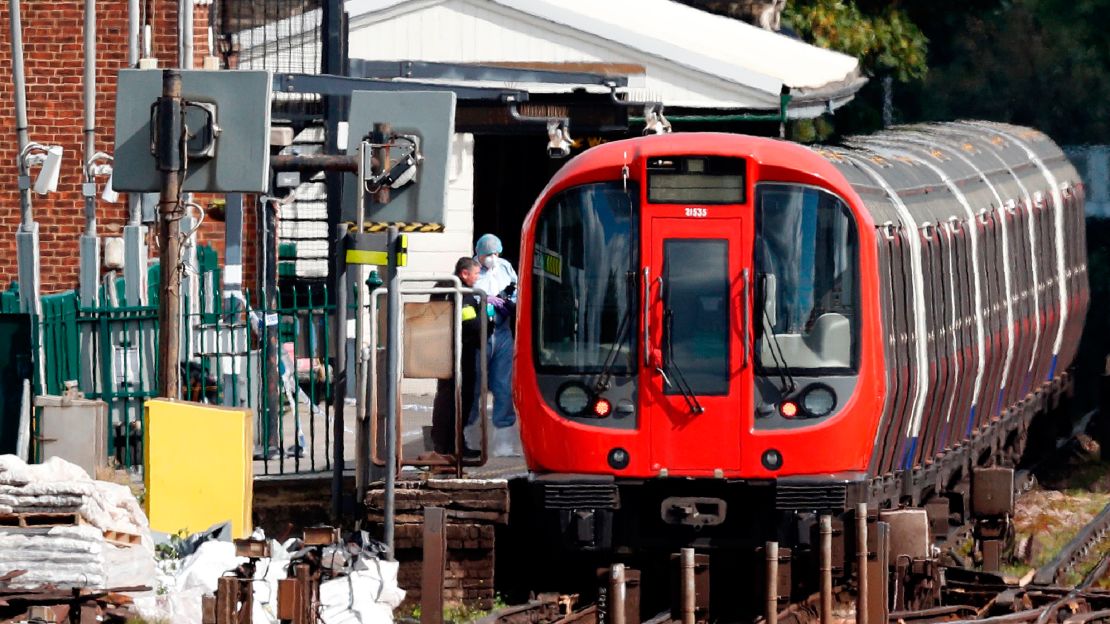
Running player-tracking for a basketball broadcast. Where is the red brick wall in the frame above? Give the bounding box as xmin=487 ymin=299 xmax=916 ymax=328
xmin=0 ymin=1 xmax=247 ymax=294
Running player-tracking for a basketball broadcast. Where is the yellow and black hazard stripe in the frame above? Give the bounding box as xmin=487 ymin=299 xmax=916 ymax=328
xmin=351 ymin=222 xmax=445 ymax=233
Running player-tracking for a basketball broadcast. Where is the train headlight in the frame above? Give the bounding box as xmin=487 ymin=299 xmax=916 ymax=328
xmin=761 ymin=448 xmax=783 ymax=471
xmin=800 ymin=384 xmax=837 ymax=418
xmin=556 ymin=383 xmax=591 ymax=417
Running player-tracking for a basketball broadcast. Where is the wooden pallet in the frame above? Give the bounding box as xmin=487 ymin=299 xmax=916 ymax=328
xmin=0 ymin=512 xmax=81 ymax=528
xmin=102 ymin=529 xmax=141 ymax=546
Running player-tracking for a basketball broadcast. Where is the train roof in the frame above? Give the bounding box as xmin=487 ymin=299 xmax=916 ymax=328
xmin=542 ymin=131 xmax=850 ymax=199
xmin=817 ymin=121 xmax=1079 ymax=225
xmin=534 ymin=123 xmax=1079 ymax=230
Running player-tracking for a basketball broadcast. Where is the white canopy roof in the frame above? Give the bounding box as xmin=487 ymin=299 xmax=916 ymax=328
xmin=239 ymin=0 xmax=867 ymax=116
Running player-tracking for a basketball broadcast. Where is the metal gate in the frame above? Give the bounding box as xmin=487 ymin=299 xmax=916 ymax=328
xmin=10 ymin=252 xmax=339 ymax=476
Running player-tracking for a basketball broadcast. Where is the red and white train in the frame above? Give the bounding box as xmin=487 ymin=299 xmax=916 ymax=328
xmin=512 ymin=122 xmax=1088 ymax=555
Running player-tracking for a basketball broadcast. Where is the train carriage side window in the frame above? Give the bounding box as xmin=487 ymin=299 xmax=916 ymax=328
xmin=754 ymin=183 xmax=859 ymax=373
xmin=532 ymin=181 xmax=638 ymax=374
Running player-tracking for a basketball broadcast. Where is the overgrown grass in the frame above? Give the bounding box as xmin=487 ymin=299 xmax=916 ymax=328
xmin=1007 ymin=469 xmax=1110 ymax=580
xmin=397 ymin=595 xmax=511 ymax=624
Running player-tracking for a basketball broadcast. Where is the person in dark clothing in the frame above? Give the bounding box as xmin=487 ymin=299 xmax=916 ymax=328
xmin=430 ymin=257 xmax=486 ymax=458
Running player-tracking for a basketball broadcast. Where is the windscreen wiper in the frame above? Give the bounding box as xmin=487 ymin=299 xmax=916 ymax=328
xmin=759 ymin=273 xmax=797 ymax=395
xmin=593 ymin=271 xmax=636 ymax=394
xmin=661 ymin=308 xmax=704 ymax=415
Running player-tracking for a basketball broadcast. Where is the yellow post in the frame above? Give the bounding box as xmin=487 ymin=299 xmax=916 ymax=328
xmin=144 ymin=399 xmax=254 ymax=538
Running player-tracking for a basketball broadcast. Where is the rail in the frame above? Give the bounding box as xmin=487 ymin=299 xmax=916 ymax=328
xmin=1032 ymin=501 xmax=1110 ymax=586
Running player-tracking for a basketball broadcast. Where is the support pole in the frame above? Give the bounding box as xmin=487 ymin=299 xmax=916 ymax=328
xmin=680 ymin=548 xmax=696 ymax=624
xmin=156 ymin=70 xmax=184 ymax=399
xmin=82 ymin=0 xmax=95 ymax=180
xmin=355 ymin=141 xmax=368 ymax=501
xmin=323 ymin=0 xmax=348 ymax=524
xmin=766 ymin=542 xmax=779 ymax=624
xmin=221 ymin=194 xmax=243 ymax=404
xmin=79 ymin=0 xmax=99 ymax=400
xmin=611 ymin=564 xmax=627 ymax=624
xmin=330 ymin=221 xmax=348 ymax=522
xmin=180 ymin=0 xmax=193 ymax=69
xmin=820 ymin=515 xmax=833 ymax=624
xmin=10 ymin=0 xmax=29 ymax=224
xmin=10 ymin=0 xmax=40 ymax=316
xmin=383 ymin=224 xmax=400 ymax=557
xmin=124 ymin=0 xmax=146 ymax=306
xmin=420 ymin=507 xmax=446 ymax=624
xmin=128 ymin=0 xmax=139 ymax=66
xmin=857 ymin=504 xmax=869 ymax=624
xmin=262 ymin=199 xmax=280 ymax=462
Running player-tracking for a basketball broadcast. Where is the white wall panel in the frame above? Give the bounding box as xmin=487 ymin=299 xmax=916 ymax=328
xmin=346 ymin=1 xmax=774 ymax=108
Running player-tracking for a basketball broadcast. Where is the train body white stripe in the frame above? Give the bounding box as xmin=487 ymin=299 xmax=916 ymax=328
xmin=929 ymin=138 xmax=1021 ymax=401
xmin=979 ymin=124 xmax=1068 ymax=359
xmin=852 ymin=138 xmax=985 ymax=415
xmin=860 ymin=137 xmax=988 ymax=409
xmin=942 ymin=221 xmax=960 ymax=425
xmin=843 ymin=154 xmax=931 ymax=438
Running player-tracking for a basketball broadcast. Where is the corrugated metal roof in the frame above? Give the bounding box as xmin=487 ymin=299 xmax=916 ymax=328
xmin=238 ymin=0 xmax=866 ymax=115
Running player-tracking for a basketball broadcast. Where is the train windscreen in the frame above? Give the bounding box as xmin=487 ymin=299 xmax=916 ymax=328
xmin=754 ymin=183 xmax=859 ymax=372
xmin=531 ymin=182 xmax=638 ymax=373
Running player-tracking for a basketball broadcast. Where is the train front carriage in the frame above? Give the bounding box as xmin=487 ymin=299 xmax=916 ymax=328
xmin=512 ymin=123 xmax=1087 ymax=559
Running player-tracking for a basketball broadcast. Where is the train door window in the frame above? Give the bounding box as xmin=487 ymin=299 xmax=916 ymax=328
xmin=754 ymin=184 xmax=858 ymax=372
xmin=661 ymin=239 xmax=730 ymax=395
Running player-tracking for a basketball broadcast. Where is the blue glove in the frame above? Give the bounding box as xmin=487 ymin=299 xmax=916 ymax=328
xmin=488 ymin=295 xmax=506 ymax=312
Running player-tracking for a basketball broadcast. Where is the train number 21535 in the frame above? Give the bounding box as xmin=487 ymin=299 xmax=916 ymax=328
xmin=684 ymin=207 xmax=708 ymax=217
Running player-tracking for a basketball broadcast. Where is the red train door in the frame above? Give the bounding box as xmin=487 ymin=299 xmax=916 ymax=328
xmin=644 ymin=216 xmax=751 ymax=473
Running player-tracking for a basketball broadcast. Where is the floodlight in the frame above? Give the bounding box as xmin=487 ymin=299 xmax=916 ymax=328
xmin=101 ymin=172 xmax=119 ymax=203
xmin=33 ymin=146 xmax=62 ymax=195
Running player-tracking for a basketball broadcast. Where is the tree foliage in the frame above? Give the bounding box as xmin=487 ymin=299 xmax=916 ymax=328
xmin=784 ymin=0 xmax=928 ymax=82
xmin=683 ymin=0 xmax=1110 ymax=143
xmin=898 ymin=0 xmax=1110 ymax=144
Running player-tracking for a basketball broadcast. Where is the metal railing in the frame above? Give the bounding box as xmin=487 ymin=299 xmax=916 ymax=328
xmin=10 ymin=258 xmax=343 ymax=476
xmin=366 ymin=275 xmax=489 ymax=479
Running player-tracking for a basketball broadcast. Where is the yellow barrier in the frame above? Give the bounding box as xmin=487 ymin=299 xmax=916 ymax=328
xmin=143 ymin=399 xmax=253 ymax=538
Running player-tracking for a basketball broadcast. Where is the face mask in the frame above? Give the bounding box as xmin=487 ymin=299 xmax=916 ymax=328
xmin=482 ymin=255 xmax=497 ymax=269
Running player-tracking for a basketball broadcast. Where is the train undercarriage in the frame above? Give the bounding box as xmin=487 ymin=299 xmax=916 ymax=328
xmin=502 ymin=374 xmax=1076 ymax=619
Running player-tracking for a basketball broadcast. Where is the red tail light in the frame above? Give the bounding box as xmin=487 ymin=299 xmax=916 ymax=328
xmin=592 ymin=397 xmax=612 ymax=418
xmin=779 ymin=401 xmax=799 ymax=418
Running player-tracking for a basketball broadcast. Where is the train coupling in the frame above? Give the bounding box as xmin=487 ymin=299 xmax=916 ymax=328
xmin=661 ymin=497 xmax=727 ymax=527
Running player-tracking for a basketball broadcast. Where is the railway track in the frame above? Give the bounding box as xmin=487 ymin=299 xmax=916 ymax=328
xmin=471 ymin=414 xmax=1110 ymax=624
xmin=472 ymin=512 xmax=1110 ymax=624
xmin=1032 ymin=500 xmax=1110 ymax=587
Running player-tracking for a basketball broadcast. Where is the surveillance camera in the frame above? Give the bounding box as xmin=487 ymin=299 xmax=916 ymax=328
xmin=547 ymin=121 xmax=572 ymax=159
xmin=387 ymin=155 xmax=418 ymax=189
xmin=101 ymin=172 xmax=119 ymax=203
xmin=547 ymin=143 xmax=571 ymax=159
xmin=33 ymin=145 xmax=62 ymax=195
xmin=643 ymin=105 xmax=672 ymax=136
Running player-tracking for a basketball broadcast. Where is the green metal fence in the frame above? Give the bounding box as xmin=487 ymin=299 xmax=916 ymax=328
xmin=15 ymin=250 xmax=339 ymax=476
